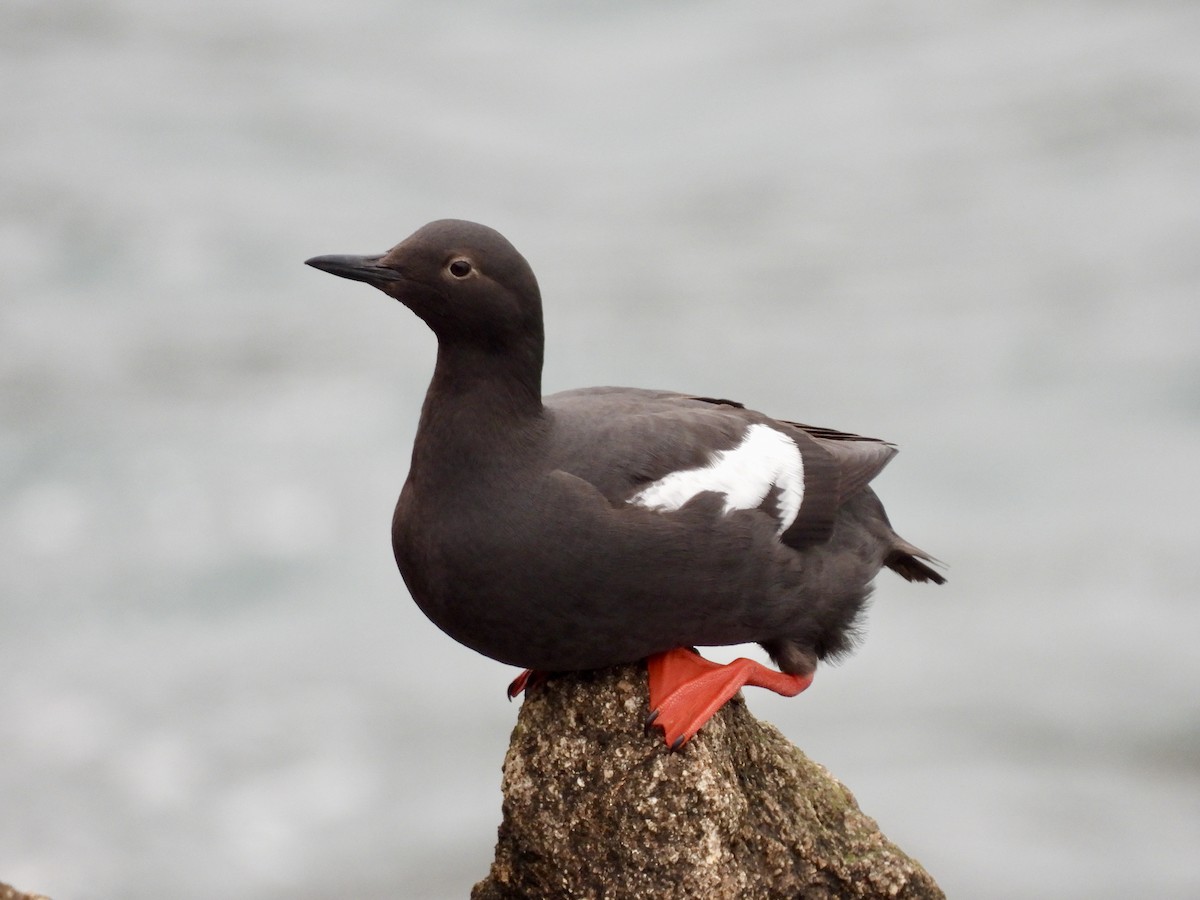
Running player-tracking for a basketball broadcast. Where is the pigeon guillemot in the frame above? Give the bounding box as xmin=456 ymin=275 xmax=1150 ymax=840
xmin=307 ymin=219 xmax=944 ymax=748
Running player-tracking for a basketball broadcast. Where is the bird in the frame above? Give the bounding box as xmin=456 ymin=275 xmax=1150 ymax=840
xmin=306 ymin=219 xmax=944 ymax=749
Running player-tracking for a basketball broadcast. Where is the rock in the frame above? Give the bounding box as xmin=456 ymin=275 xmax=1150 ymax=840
xmin=472 ymin=665 xmax=943 ymax=899
xmin=0 ymin=883 xmax=51 ymax=900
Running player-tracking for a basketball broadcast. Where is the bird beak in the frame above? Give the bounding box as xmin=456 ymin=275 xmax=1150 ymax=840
xmin=305 ymin=254 xmax=403 ymax=286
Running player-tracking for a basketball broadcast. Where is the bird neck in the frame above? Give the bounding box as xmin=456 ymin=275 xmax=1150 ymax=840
xmin=409 ymin=336 xmax=546 ymax=480
xmin=428 ymin=332 xmax=543 ymax=412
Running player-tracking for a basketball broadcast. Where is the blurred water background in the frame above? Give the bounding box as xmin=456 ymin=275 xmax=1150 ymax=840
xmin=3 ymin=1 xmax=1199 ymax=897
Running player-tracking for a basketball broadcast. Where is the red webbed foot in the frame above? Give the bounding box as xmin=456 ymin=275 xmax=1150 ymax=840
xmin=507 ymin=668 xmax=547 ymax=699
xmin=644 ymin=647 xmax=814 ymax=750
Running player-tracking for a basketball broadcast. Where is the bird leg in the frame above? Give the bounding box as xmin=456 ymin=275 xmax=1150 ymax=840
xmin=645 ymin=647 xmax=814 ymax=750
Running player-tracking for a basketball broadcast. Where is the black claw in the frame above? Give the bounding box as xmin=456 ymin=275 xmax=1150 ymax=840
xmin=670 ymin=735 xmax=686 ymax=752
xmin=644 ymin=709 xmax=660 ymax=735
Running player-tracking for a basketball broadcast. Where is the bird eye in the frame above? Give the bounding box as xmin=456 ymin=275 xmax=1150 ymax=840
xmin=448 ymin=258 xmax=473 ymax=278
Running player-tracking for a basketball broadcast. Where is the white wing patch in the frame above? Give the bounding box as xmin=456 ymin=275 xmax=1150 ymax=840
xmin=629 ymin=424 xmax=804 ymax=534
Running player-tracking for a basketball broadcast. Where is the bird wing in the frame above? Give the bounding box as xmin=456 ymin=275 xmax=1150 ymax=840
xmin=542 ymin=388 xmax=897 ymax=550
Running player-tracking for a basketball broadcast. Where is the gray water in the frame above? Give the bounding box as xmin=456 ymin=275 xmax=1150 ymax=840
xmin=3 ymin=2 xmax=1198 ymax=897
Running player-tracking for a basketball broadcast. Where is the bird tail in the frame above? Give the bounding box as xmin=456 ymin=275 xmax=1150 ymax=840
xmin=885 ymin=538 xmax=947 ymax=585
